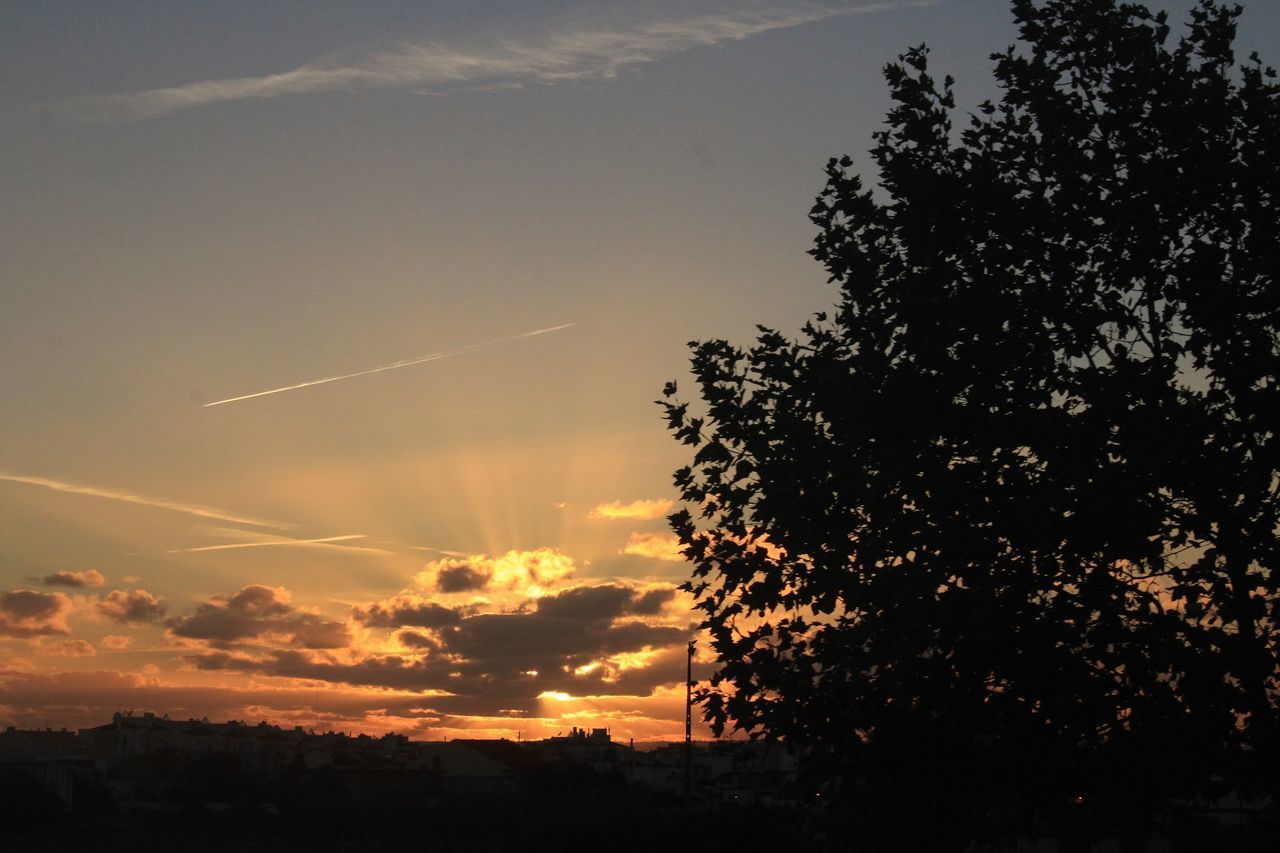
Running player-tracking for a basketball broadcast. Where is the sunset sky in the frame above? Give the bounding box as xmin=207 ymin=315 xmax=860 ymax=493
xmin=4 ymin=0 xmax=1279 ymax=741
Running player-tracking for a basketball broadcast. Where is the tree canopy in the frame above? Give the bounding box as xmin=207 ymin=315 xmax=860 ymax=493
xmin=664 ymin=0 xmax=1280 ymax=844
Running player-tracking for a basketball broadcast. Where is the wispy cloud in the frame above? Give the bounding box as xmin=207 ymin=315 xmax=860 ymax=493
xmin=408 ymin=546 xmax=470 ymax=557
xmin=203 ymin=323 xmax=575 ymax=408
xmin=55 ymin=2 xmax=932 ymax=121
xmin=0 ymin=472 xmax=287 ymax=529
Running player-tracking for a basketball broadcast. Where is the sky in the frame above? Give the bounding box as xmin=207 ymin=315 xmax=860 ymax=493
xmin=4 ymin=0 xmax=1279 ymax=741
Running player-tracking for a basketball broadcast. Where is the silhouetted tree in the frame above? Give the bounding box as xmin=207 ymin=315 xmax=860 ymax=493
xmin=663 ymin=0 xmax=1279 ymax=846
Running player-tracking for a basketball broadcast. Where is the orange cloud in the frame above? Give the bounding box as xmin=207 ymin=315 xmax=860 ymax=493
xmin=41 ymin=569 xmax=105 ymax=588
xmin=588 ymin=499 xmax=673 ymax=521
xmin=97 ymin=589 xmax=167 ymax=624
xmin=100 ymin=634 xmax=133 ymax=650
xmin=166 ymin=585 xmax=350 ymax=649
xmin=41 ymin=638 xmax=96 ymax=657
xmin=189 ymin=583 xmax=690 ymax=710
xmin=352 ymin=595 xmax=463 ymax=629
xmin=415 ymin=547 xmax=577 ymax=596
xmin=621 ymin=532 xmax=685 ymax=562
xmin=0 ymin=589 xmax=73 ymax=637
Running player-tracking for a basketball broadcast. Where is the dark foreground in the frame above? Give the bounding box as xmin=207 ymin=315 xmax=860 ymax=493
xmin=4 ymin=786 xmax=809 ymax=853
xmin=4 ymin=760 xmax=1277 ymax=852
xmin=6 ymin=793 xmax=1279 ymax=853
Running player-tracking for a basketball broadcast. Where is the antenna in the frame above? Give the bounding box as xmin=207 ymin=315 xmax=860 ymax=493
xmin=684 ymin=639 xmax=695 ymax=802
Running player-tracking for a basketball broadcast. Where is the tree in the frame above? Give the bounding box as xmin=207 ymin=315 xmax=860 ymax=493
xmin=663 ymin=1 xmax=1280 ymax=846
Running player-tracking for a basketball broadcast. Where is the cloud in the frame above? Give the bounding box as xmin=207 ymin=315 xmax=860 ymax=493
xmin=352 ymin=595 xmax=464 ymax=629
xmin=632 ymin=587 xmax=678 ymax=615
xmin=96 ymin=589 xmax=168 ymax=625
xmin=535 ymin=583 xmax=674 ymax=620
xmin=189 ymin=617 xmax=685 ymax=710
xmin=534 ymin=584 xmax=636 ymax=620
xmin=189 ymin=579 xmax=689 ymax=712
xmin=54 ymin=2 xmax=925 ymax=121
xmin=41 ymin=569 xmax=106 ymax=588
xmin=621 ymin=532 xmax=686 ymax=562
xmin=0 ymin=668 xmax=436 ymax=735
xmin=397 ymin=629 xmax=441 ymax=651
xmin=41 ymin=639 xmax=96 ymax=657
xmin=189 ymin=648 xmax=455 ymax=694
xmin=0 ymin=471 xmax=286 ymax=528
xmin=0 ymin=668 xmax=713 ymax=742
xmin=435 ymin=564 xmax=490 ymax=593
xmin=0 ymin=571 xmax=701 ymax=738
xmin=415 ymin=548 xmax=578 ymax=595
xmin=0 ymin=590 xmax=73 ymax=638
xmin=588 ymin=499 xmax=673 ymax=521
xmin=166 ymin=584 xmax=350 ymax=649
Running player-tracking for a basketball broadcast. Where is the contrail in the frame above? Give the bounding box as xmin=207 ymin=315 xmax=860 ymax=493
xmin=51 ymin=3 xmax=933 ymax=122
xmin=167 ymin=533 xmax=391 ymax=555
xmin=203 ymin=323 xmax=575 ymax=407
xmin=0 ymin=471 xmax=288 ymax=529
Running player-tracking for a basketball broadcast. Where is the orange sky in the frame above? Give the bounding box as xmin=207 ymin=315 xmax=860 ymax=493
xmin=6 ymin=0 xmax=1277 ymax=740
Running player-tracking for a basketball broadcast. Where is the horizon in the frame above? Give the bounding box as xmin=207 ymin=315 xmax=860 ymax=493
xmin=11 ymin=709 xmax=755 ymax=748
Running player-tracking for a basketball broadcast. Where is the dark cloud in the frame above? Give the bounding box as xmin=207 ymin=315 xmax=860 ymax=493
xmin=225 ymin=585 xmax=293 ymax=617
xmin=190 ymin=585 xmax=689 ymax=713
xmin=535 ymin=583 xmax=676 ymax=619
xmin=631 ymin=587 xmax=676 ymax=615
xmin=166 ymin=584 xmax=349 ymax=649
xmin=42 ymin=569 xmax=105 ymax=588
xmin=290 ymin=618 xmax=352 ymax=649
xmin=0 ymin=668 xmax=450 ymax=733
xmin=190 ymin=649 xmax=454 ymax=695
xmin=0 ymin=574 xmax=702 ymax=738
xmin=0 ymin=589 xmax=72 ymax=637
xmin=97 ymin=589 xmax=167 ymax=624
xmin=1 ymin=590 xmax=66 ymax=621
xmin=31 ymin=578 xmax=697 ymax=720
xmin=535 ymin=584 xmax=635 ymax=620
xmin=436 ymin=564 xmax=489 ymax=593
xmin=397 ymin=629 xmax=441 ymax=651
xmin=448 ymin=611 xmax=684 ymax=678
xmin=352 ymin=596 xmax=463 ymax=629
xmin=0 ymin=667 xmax=707 ymax=743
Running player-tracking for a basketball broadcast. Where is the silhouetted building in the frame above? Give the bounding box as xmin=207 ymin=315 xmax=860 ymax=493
xmin=0 ymin=725 xmax=96 ymax=808
xmin=540 ymin=726 xmax=628 ymax=773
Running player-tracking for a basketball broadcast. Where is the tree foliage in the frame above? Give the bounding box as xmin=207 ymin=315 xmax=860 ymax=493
xmin=664 ymin=0 xmax=1280 ymax=842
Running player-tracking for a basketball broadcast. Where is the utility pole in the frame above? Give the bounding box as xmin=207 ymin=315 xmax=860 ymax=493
xmin=684 ymin=639 xmax=694 ymax=803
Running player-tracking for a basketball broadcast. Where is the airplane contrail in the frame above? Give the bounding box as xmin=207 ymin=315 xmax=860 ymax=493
xmin=166 ymin=533 xmax=391 ymax=555
xmin=0 ymin=471 xmax=288 ymax=529
xmin=203 ymin=323 xmax=576 ymax=407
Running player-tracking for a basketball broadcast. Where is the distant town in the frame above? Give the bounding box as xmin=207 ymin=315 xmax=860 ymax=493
xmin=2 ymin=711 xmax=798 ymax=813
xmin=2 ymin=711 xmax=1268 ymax=851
